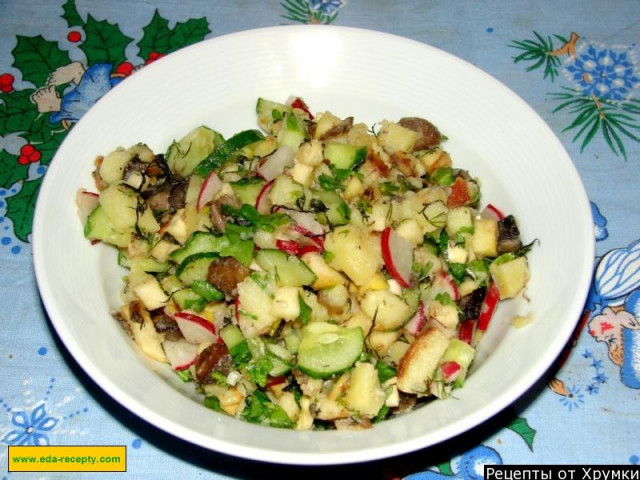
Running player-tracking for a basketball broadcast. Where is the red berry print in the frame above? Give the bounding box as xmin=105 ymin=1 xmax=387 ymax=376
xmin=115 ymin=62 xmax=134 ymax=76
xmin=145 ymin=52 xmax=165 ymax=65
xmin=0 ymin=73 xmax=14 ymax=93
xmin=18 ymin=144 xmax=41 ymax=164
xmin=67 ymin=31 xmax=82 ymax=43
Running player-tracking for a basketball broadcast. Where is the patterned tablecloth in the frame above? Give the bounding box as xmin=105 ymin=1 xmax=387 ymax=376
xmin=1 ymin=1 xmax=639 ymax=478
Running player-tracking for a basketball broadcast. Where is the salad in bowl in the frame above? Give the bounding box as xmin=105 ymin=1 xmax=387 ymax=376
xmin=76 ymin=96 xmax=532 ymax=431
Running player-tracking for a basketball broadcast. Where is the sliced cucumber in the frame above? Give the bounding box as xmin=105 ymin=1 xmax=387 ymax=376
xmin=230 ymin=178 xmax=265 ymax=206
xmin=296 ymin=322 xmax=364 ymax=378
xmin=256 ymin=98 xmax=292 ymax=133
xmin=84 ymin=205 xmax=130 ymax=248
xmin=277 ymin=113 xmax=306 ymax=150
xmin=310 ymin=189 xmax=351 ymax=226
xmin=254 ymin=249 xmax=316 ymax=287
xmin=194 ymin=129 xmax=264 ymax=177
xmin=175 ymin=252 xmax=219 ymax=286
xmin=172 ymin=287 xmax=206 ymax=312
xmin=169 ymin=232 xmax=222 ymax=264
xmin=324 ymin=142 xmax=366 ymax=170
xmin=220 ymin=324 xmax=245 ymax=350
xmin=166 ymin=126 xmax=224 ymax=177
xmin=440 ymin=338 xmax=476 ymax=387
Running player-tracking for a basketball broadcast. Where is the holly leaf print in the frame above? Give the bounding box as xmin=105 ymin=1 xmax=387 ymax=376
xmin=5 ymin=178 xmax=41 ymax=242
xmin=168 ymin=18 xmax=210 ymax=52
xmin=0 ymin=89 xmax=39 ymax=136
xmin=507 ymin=416 xmax=536 ymax=451
xmin=62 ymin=0 xmax=84 ymax=28
xmin=22 ymin=114 xmax=66 ymax=146
xmin=0 ymin=150 xmax=29 ymax=189
xmin=34 ymin=129 xmax=68 ymax=166
xmin=12 ymin=35 xmax=71 ymax=87
xmin=138 ymin=10 xmax=172 ymax=60
xmin=80 ymin=14 xmax=133 ymax=66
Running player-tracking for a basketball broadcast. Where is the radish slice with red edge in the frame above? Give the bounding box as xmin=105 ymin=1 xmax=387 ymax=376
xmin=197 ymin=171 xmax=223 ymax=212
xmin=404 ymin=301 xmax=426 ymax=336
xmin=162 ymin=338 xmax=198 ymax=370
xmin=172 ymin=310 xmax=217 ymax=344
xmin=440 ymin=361 xmax=462 ymax=382
xmin=458 ymin=319 xmax=477 ymax=345
xmin=76 ymin=189 xmax=99 ymax=225
xmin=255 ymin=179 xmax=274 ymax=214
xmin=381 ymin=227 xmax=414 ymax=288
xmin=257 ymin=145 xmax=295 ymax=181
xmin=287 ymin=210 xmax=327 ymax=236
xmin=478 ymin=282 xmax=500 ymax=331
xmin=275 ymin=239 xmax=300 ymax=256
xmin=432 ymin=271 xmax=460 ymax=301
xmin=287 ymin=96 xmax=314 ymax=119
xmin=480 ymin=204 xmax=505 ymax=221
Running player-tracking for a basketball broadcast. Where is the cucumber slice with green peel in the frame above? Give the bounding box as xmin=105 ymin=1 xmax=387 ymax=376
xmin=190 ymin=279 xmax=225 ymax=302
xmin=170 ymin=232 xmax=219 ymax=264
xmin=277 ymin=113 xmax=306 ymax=150
xmin=310 ymin=189 xmax=351 ymax=226
xmin=230 ymin=178 xmax=265 ymax=206
xmin=256 ymin=98 xmax=292 ymax=133
xmin=166 ymin=126 xmax=224 ymax=177
xmin=254 ymin=249 xmax=316 ymax=287
xmin=175 ymin=252 xmax=219 ymax=285
xmin=220 ymin=324 xmax=245 ymax=350
xmin=172 ymin=287 xmax=206 ymax=312
xmin=296 ymin=322 xmax=364 ymax=379
xmin=440 ymin=338 xmax=476 ymax=387
xmin=194 ymin=129 xmax=264 ymax=177
xmin=323 ymin=142 xmax=367 ymax=170
xmin=84 ymin=205 xmax=130 ymax=248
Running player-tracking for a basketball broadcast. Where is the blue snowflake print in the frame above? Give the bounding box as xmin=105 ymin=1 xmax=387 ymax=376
xmin=309 ymin=0 xmax=344 ymax=15
xmin=564 ymin=43 xmax=640 ymax=102
xmin=559 ymin=385 xmax=585 ymax=411
xmin=1 ymin=402 xmax=58 ymax=446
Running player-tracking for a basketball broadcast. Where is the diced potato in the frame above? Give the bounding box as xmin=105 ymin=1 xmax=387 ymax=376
xmin=324 ymin=226 xmax=383 ymax=286
xmin=343 ymin=175 xmax=365 ymax=201
xmin=300 ymin=252 xmax=346 ymax=290
xmin=379 ymin=121 xmax=420 ymax=153
xmin=395 ymin=218 xmax=423 ymax=246
xmin=203 ymin=384 xmax=245 ymax=416
xmin=150 ymin=240 xmax=180 ymax=262
xmin=296 ymin=139 xmax=323 ymax=166
xmin=277 ymin=391 xmax=300 ymax=422
xmin=121 ymin=303 xmax=167 ymax=363
xmin=344 ymin=311 xmax=373 ymax=337
xmin=317 ymin=284 xmax=349 ymax=309
xmin=447 ymin=244 xmax=468 ymax=264
xmin=290 ymin=162 xmax=315 ymax=187
xmin=490 ymin=256 xmax=530 ymax=299
xmin=361 ymin=290 xmax=412 ymax=331
xmin=357 ymin=272 xmax=388 ymax=295
xmin=268 ymin=175 xmax=304 ymax=207
xmin=137 ymin=207 xmax=160 ymax=234
xmin=386 ymin=340 xmax=411 ymax=365
xmin=271 ymin=286 xmax=301 ymax=321
xmin=313 ymin=112 xmax=342 ymax=140
xmin=418 ymin=148 xmax=452 ymax=174
xmin=296 ymin=396 xmax=314 ymax=430
xmin=165 ymin=209 xmax=189 ymax=244
xmin=367 ymin=329 xmax=402 ymax=357
xmin=472 ymin=217 xmax=498 ymax=257
xmin=344 ymin=362 xmax=386 ymax=418
xmin=237 ymin=276 xmax=279 ymax=338
xmin=397 ymin=328 xmax=451 ymax=394
xmin=133 ymin=276 xmax=169 ymax=310
xmin=427 ymin=300 xmax=459 ymax=330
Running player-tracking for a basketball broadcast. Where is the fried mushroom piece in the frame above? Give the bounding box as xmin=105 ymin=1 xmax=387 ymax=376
xmin=207 ymin=256 xmax=251 ymax=296
xmin=195 ymin=343 xmax=233 ymax=384
xmin=319 ymin=116 xmax=354 ymax=140
xmin=497 ymin=215 xmax=523 ymax=254
xmin=398 ymin=117 xmax=441 ymax=151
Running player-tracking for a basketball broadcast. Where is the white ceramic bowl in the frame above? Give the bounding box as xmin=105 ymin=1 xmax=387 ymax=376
xmin=33 ymin=25 xmax=594 ymax=465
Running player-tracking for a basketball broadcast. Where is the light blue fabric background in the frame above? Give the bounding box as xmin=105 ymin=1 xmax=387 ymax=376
xmin=1 ymin=1 xmax=639 ymax=478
